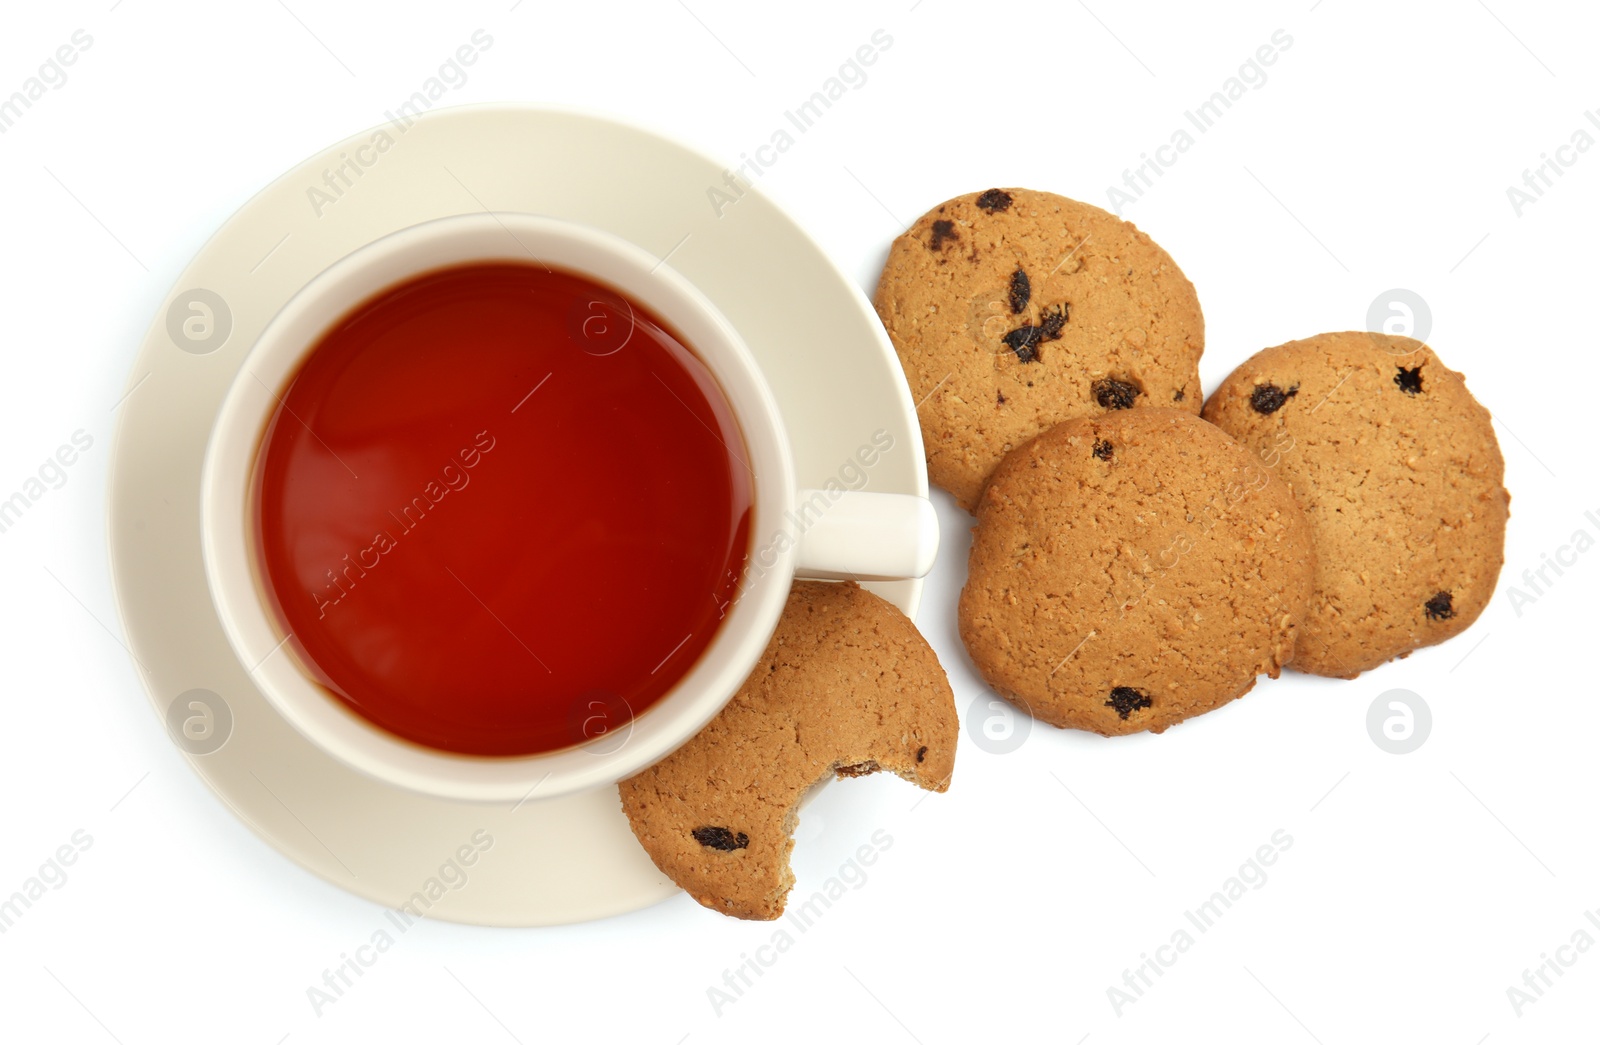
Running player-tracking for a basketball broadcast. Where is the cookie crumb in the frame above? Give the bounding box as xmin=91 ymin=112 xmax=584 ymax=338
xmin=1105 ymin=686 xmax=1152 ymax=719
xmin=929 ymin=219 xmax=958 ymax=251
xmin=1093 ymin=439 xmax=1114 ymax=461
xmin=1424 ymin=590 xmax=1454 ymax=620
xmin=1250 ymin=383 xmax=1299 ymax=414
xmin=916 ymin=745 xmax=928 ymax=763
xmin=692 ymin=826 xmax=749 ymax=851
xmin=975 ymin=188 xmax=1013 ymax=213
xmin=1092 ymin=378 xmax=1141 ymax=410
xmin=1395 ymin=365 xmax=1424 ymax=395
xmin=1008 ymin=269 xmax=1031 ymax=314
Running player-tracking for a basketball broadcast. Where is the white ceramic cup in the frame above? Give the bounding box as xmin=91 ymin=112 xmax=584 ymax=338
xmin=201 ymin=212 xmax=938 ymax=804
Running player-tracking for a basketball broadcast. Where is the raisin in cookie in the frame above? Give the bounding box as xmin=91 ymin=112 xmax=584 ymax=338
xmin=618 ymin=581 xmax=956 ymax=920
xmin=873 ymin=188 xmax=1204 ymax=511
xmin=958 ymin=409 xmax=1314 ymax=735
xmin=1202 ymin=332 xmax=1509 ymax=678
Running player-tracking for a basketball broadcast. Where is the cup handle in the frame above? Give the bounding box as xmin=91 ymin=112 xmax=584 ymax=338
xmin=790 ymin=489 xmax=939 ymax=581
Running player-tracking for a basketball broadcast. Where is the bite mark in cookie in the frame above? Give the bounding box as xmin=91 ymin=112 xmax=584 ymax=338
xmin=619 ymin=582 xmax=957 ymax=919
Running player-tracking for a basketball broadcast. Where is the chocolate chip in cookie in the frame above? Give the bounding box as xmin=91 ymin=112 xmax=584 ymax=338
xmin=1250 ymin=382 xmax=1298 ymax=414
xmin=1395 ymin=365 xmax=1424 ymax=395
xmin=692 ymin=826 xmax=749 ymax=851
xmin=1093 ymin=377 xmax=1142 ymax=410
xmin=1424 ymin=590 xmax=1454 ymax=621
xmin=1009 ymin=269 xmax=1031 ymax=314
xmin=1038 ymin=303 xmax=1068 ymax=339
xmin=1105 ymin=686 xmax=1152 ymax=719
xmin=975 ymin=188 xmax=1013 ymax=212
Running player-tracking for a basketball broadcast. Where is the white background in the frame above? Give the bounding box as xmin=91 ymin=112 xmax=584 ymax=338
xmin=2 ymin=0 xmax=1597 ymax=1042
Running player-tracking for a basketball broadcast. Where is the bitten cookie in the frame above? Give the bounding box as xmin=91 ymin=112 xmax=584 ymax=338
xmin=959 ymin=409 xmax=1314 ymax=735
xmin=873 ymin=188 xmax=1205 ymax=511
xmin=618 ymin=581 xmax=956 ymax=920
xmin=1202 ymin=332 xmax=1509 ymax=678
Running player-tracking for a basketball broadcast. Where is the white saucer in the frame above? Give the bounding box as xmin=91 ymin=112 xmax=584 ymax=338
xmin=106 ymin=104 xmax=927 ymax=926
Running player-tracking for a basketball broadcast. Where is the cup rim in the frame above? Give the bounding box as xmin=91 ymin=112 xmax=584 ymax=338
xmin=199 ymin=212 xmax=799 ymax=803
